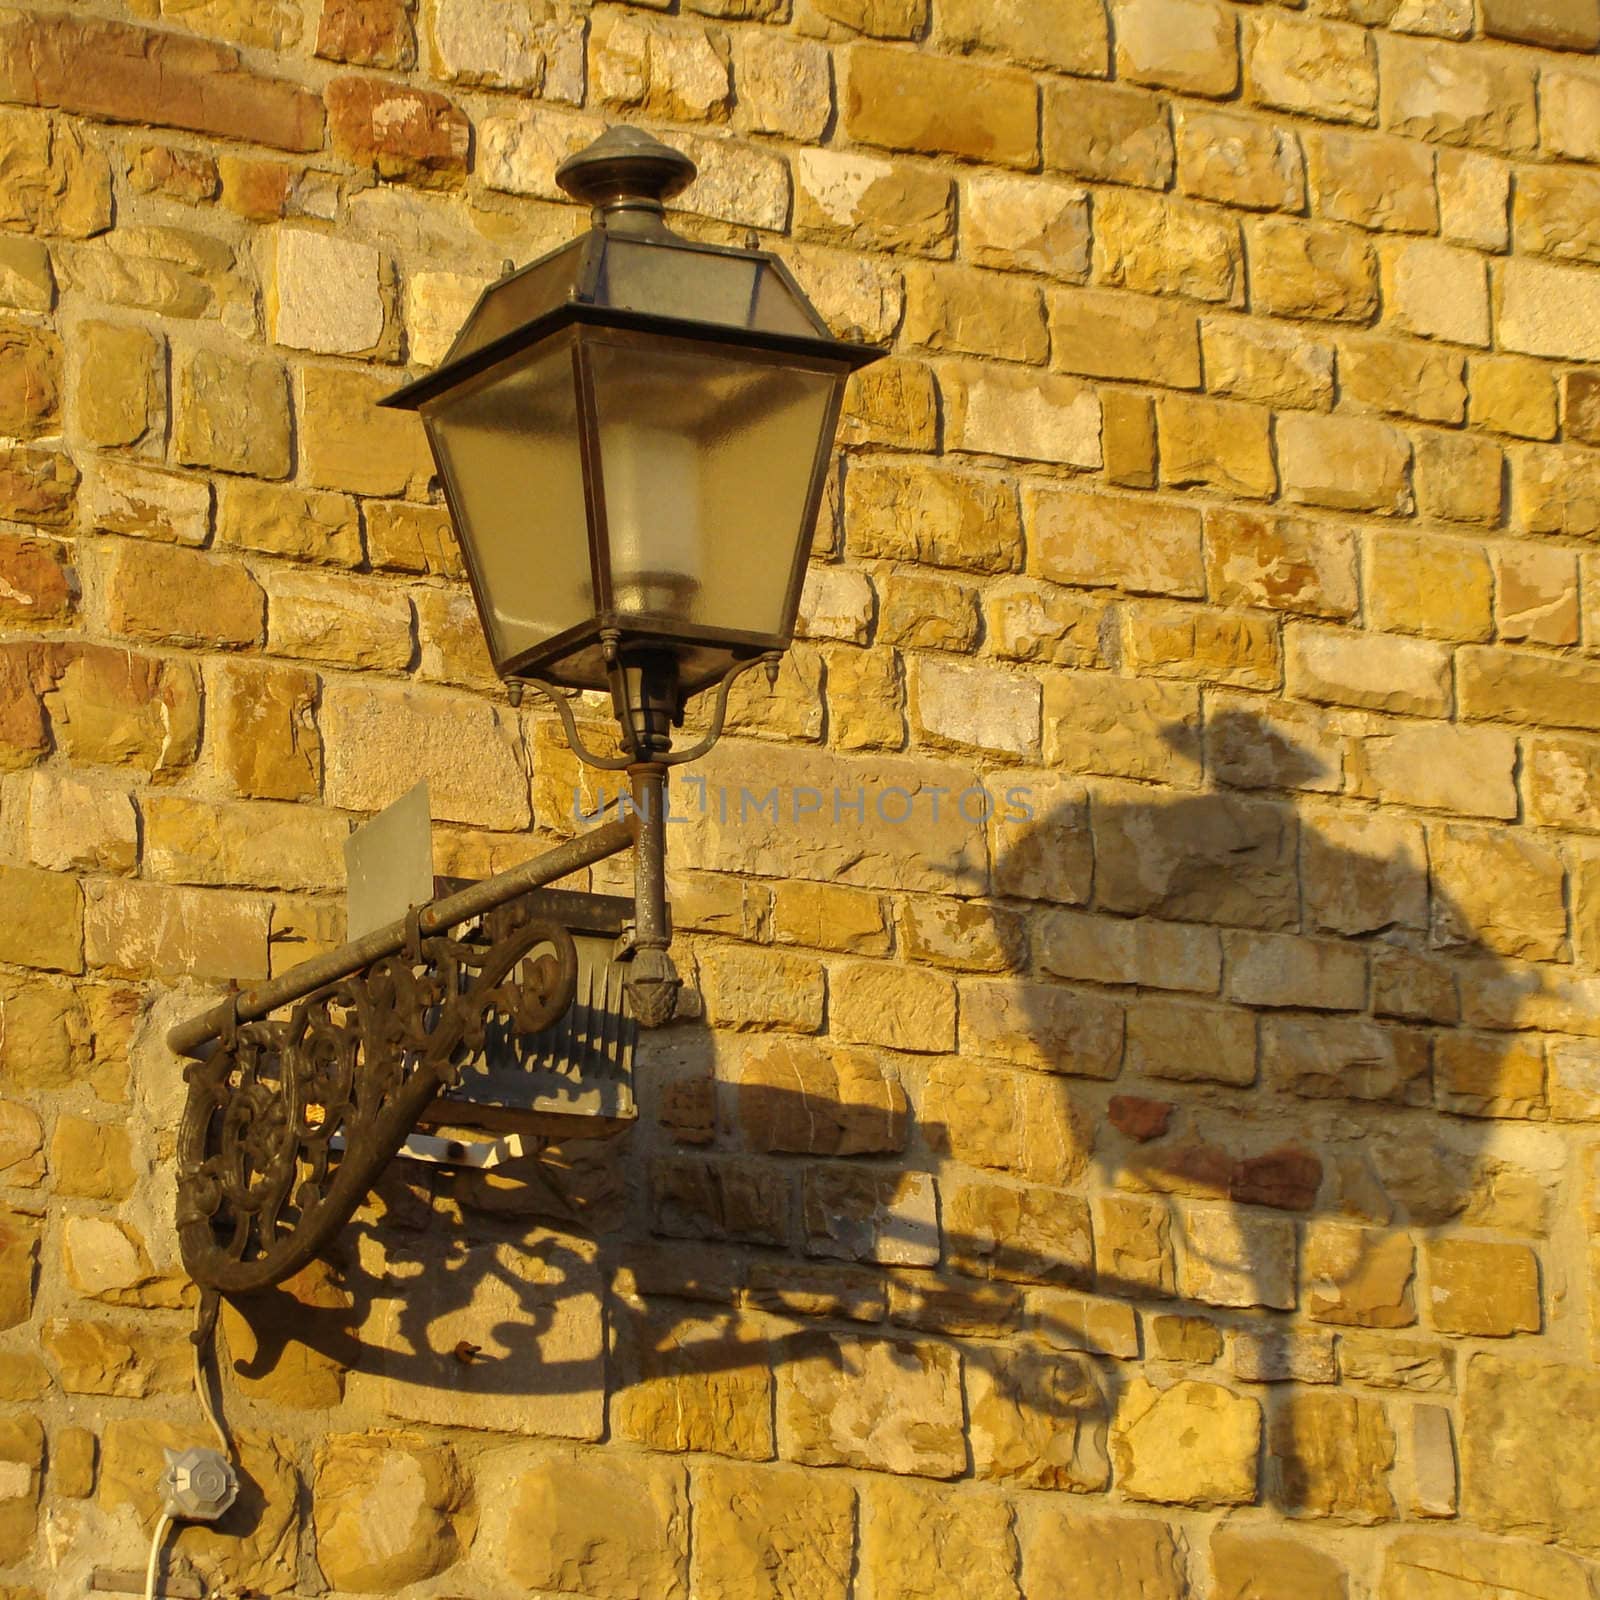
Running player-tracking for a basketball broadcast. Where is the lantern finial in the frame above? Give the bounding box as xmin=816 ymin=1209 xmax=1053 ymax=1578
xmin=556 ymin=125 xmax=697 ymax=231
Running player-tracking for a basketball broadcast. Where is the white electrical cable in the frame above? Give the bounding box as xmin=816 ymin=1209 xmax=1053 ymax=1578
xmin=192 ymin=1342 xmax=231 ymax=1460
xmin=143 ymin=1511 xmax=171 ymax=1600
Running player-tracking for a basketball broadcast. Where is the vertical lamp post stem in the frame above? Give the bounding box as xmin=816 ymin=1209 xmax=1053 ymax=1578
xmin=625 ymin=760 xmax=680 ymax=1026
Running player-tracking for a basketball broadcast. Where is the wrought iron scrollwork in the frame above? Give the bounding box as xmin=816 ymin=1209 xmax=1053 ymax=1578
xmin=176 ymin=896 xmax=578 ymax=1294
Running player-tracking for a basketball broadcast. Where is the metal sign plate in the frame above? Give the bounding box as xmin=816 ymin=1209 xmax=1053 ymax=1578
xmin=345 ymin=780 xmax=435 ymax=941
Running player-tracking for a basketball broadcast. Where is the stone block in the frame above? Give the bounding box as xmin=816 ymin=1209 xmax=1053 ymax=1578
xmin=777 ymin=1333 xmax=964 ymax=1476
xmin=611 ymin=1311 xmax=773 ymax=1458
xmin=0 ymin=11 xmax=322 ymax=149
xmin=1157 ymin=394 xmax=1275 ymax=498
xmin=693 ymin=1461 xmax=853 ymax=1600
xmin=1380 ymin=238 xmax=1490 ymax=346
xmin=1461 ymin=1353 xmax=1600 ymax=1548
xmin=1043 ymin=79 xmax=1173 ymax=188
xmin=1051 ymin=288 xmax=1200 ymax=387
xmin=430 ymin=0 xmax=582 ymax=94
xmin=103 ymin=542 xmax=263 ymax=649
xmin=1541 ymin=66 xmax=1600 ymax=162
xmin=1438 ymin=148 xmax=1510 ymax=251
xmin=803 ymin=1167 xmax=938 ymax=1266
xmin=485 ymin=1450 xmax=687 ymax=1599
xmin=939 ymin=361 xmax=1100 ymax=466
xmin=964 ymin=174 xmax=1089 ymax=280
xmin=1304 ymin=1223 xmax=1415 ymax=1327
xmin=944 ymin=1178 xmax=1094 ymax=1286
xmin=1047 ymin=671 xmax=1199 ymax=785
xmin=591 ymin=11 xmax=731 ymax=122
xmin=1204 ymin=508 xmax=1357 ymax=619
xmin=738 ymin=1036 xmax=906 ymax=1155
xmin=1031 ymin=487 xmax=1203 ymax=597
xmin=1286 ymin=624 xmax=1449 ymax=716
xmin=1427 ymin=1240 xmax=1540 ymax=1336
xmin=1270 ymin=1391 xmax=1396 ymax=1521
xmin=172 ymin=345 xmax=290 ymax=479
xmin=936 ymin=0 xmax=1107 ymax=74
xmin=299 ymin=362 xmax=433 ymax=496
xmin=1278 ymin=413 xmax=1411 ymax=514
xmin=1411 ymin=431 xmax=1503 ymax=525
xmin=842 ymin=44 xmax=1036 ymax=167
xmin=1341 ymin=335 xmax=1466 ymax=425
xmin=1496 ymin=256 xmax=1600 ymax=362
xmin=734 ymin=30 xmax=830 ymax=140
xmin=0 ymin=235 xmax=54 ymax=311
xmin=1113 ymin=0 xmax=1236 ymax=96
xmin=1247 ymin=216 xmax=1377 ymax=321
xmin=1483 ymin=0 xmax=1600 ymax=47
xmin=1379 ymin=33 xmax=1537 ymax=153
xmin=212 ymin=660 xmax=321 ymax=801
xmin=1306 ymin=128 xmax=1436 ymax=233
xmin=1176 ymin=107 xmax=1304 ymax=212
xmin=1112 ymin=1379 xmax=1260 ymax=1506
xmin=919 ymin=1059 xmax=1091 ymax=1185
xmin=1211 ymin=1531 xmax=1346 ymax=1600
xmin=81 ymin=458 xmax=210 ymax=546
xmin=84 ymin=879 xmax=268 ymax=980
xmin=1381 ymin=1532 xmax=1594 ymax=1600
xmin=1202 ymin=316 xmax=1333 ymax=409
xmin=0 ymin=865 xmax=80 ymax=973
xmin=966 ymin=1343 xmax=1108 ymax=1492
xmin=858 ymin=1478 xmax=1019 ymax=1599
xmin=1022 ymin=1508 xmax=1189 ymax=1600
xmin=830 ymin=960 xmax=956 ymax=1053
xmin=1126 ymin=998 xmax=1255 ymax=1086
xmin=839 ymin=357 xmax=938 ymax=451
xmin=315 ymin=0 xmax=415 ymax=66
xmin=1247 ymin=11 xmax=1376 ymax=123
xmin=326 ymin=75 xmax=467 ymax=185
xmin=73 ymin=320 xmax=160 ymax=448
xmin=1176 ymin=1204 xmax=1296 ymax=1309
xmin=911 ymin=656 xmax=1039 ymax=757
xmin=269 ymin=226 xmax=386 ymax=355
xmin=1093 ymin=188 xmax=1242 ymax=305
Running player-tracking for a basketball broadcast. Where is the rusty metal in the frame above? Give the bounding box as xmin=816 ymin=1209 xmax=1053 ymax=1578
xmin=168 ymin=817 xmax=633 ymax=1061
xmin=175 ymin=890 xmax=581 ymax=1294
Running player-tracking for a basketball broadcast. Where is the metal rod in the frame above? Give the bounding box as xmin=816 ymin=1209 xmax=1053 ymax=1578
xmin=167 ymin=817 xmax=636 ymax=1060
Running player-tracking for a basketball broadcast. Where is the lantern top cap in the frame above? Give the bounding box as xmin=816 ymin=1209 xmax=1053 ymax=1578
xmin=556 ymin=125 xmax=697 ymax=223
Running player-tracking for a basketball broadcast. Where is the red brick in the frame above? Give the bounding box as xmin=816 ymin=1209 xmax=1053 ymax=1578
xmin=0 ymin=13 xmax=324 ymax=151
xmin=326 ymin=76 xmax=468 ymax=186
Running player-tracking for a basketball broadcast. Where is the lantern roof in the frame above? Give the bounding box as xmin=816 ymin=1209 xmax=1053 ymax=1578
xmin=383 ymin=127 xmax=879 ymax=413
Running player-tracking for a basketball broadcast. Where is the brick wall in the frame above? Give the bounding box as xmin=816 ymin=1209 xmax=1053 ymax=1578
xmin=2 ymin=0 xmax=1600 ymax=1594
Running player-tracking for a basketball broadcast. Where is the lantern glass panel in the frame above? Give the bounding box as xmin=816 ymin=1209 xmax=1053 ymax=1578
xmin=424 ymin=332 xmax=592 ymax=668
xmin=585 ymin=335 xmax=838 ymax=642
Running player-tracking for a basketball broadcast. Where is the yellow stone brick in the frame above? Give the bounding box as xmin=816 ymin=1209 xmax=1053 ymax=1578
xmin=842 ymin=44 xmax=1037 ymax=168
xmin=1495 ymin=257 xmax=1600 ymax=363
xmin=1429 ymin=820 xmax=1567 ymax=961
xmin=1483 ymin=0 xmax=1599 ymax=48
xmin=1102 ymin=390 xmax=1157 ymax=488
xmin=1043 ymin=79 xmax=1174 ymax=189
xmin=939 ymin=361 xmax=1101 ymax=467
xmin=1304 ymin=1222 xmax=1416 ymax=1327
xmin=1247 ymin=12 xmax=1377 ymax=124
xmin=1022 ymin=1509 xmax=1189 ymax=1600
xmin=1049 ymin=288 xmax=1200 ymax=387
xmin=935 ymin=0 xmax=1107 ymax=76
xmin=1121 ymin=601 xmax=1281 ymax=690
xmin=962 ymin=173 xmax=1089 ymax=280
xmin=845 ymin=460 xmax=1020 ymax=573
xmin=1379 ymin=33 xmax=1537 ymax=154
xmin=1365 ymin=531 xmax=1492 ymax=641
xmin=771 ymin=880 xmax=887 ymax=954
xmin=102 ymin=541 xmax=263 ymax=649
xmin=1495 ymin=544 xmax=1579 ymax=646
xmin=693 ymin=1461 xmax=853 ymax=1599
xmin=902 ymin=262 xmax=1046 ymax=364
xmin=265 ymin=568 xmax=412 ymax=669
xmin=1111 ymin=1379 xmax=1260 ymax=1507
xmin=1340 ymin=334 xmax=1465 ymax=425
xmin=1287 ymin=623 xmax=1451 ymax=716
xmin=1175 ymin=107 xmax=1304 ymax=213
xmin=212 ymin=659 xmax=322 ymax=801
xmin=143 ymin=794 xmax=347 ymax=892
xmin=84 ymin=879 xmax=269 ymax=980
xmin=1112 ymin=0 xmax=1237 ymax=97
xmin=1201 ymin=316 xmax=1334 ymax=409
xmin=792 ymin=147 xmax=953 ymax=257
xmin=839 ymin=357 xmax=938 ymax=452
xmin=1270 ymin=1391 xmax=1395 ymax=1520
xmin=216 ymin=478 xmax=362 ymax=567
xmin=1380 ymin=238 xmax=1490 ymax=347
xmin=1412 ymin=430 xmax=1503 ymax=525
xmin=1156 ymin=395 xmax=1275 ymax=499
xmin=0 ymin=866 xmax=82 ymax=973
xmin=1030 ymin=487 xmax=1204 ymax=597
xmin=1247 ymin=216 xmax=1377 ymax=321
xmin=172 ymin=343 xmax=291 ymax=479
xmin=1511 ymin=442 xmax=1600 ymax=537
xmin=1427 ymin=1239 xmax=1541 ymax=1335
xmin=984 ymin=579 xmax=1110 ymax=667
xmin=363 ymin=499 xmax=465 ymax=577
xmin=299 ymin=362 xmax=434 ymax=497
xmin=1459 ymin=644 xmax=1600 ymax=731
xmin=1540 ymin=65 xmax=1600 ymax=163
xmin=1304 ymin=128 xmax=1437 ymax=234
xmin=878 ymin=571 xmax=979 ymax=651
xmin=830 ymin=960 xmax=955 ymax=1052
xmin=1204 ymin=508 xmax=1358 ymax=619
xmin=1093 ymin=188 xmax=1242 ymax=306
xmin=824 ymin=645 xmax=904 ymax=749
xmin=48 ymin=1114 xmax=134 ymax=1200
xmin=1044 ymin=672 xmax=1200 ymax=785
xmin=1278 ymin=412 xmax=1412 ymax=514
xmin=1436 ymin=1031 xmax=1546 ymax=1118
xmin=858 ymin=1478 xmax=1018 ymax=1599
xmin=1438 ymin=147 xmax=1510 ymax=252
xmin=73 ymin=320 xmax=162 ymax=449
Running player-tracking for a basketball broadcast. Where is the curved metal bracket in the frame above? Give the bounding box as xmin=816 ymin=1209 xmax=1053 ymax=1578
xmin=524 ymin=651 xmax=779 ymax=772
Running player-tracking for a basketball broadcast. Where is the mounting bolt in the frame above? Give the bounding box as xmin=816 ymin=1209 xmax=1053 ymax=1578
xmin=159 ymin=1448 xmax=238 ymax=1523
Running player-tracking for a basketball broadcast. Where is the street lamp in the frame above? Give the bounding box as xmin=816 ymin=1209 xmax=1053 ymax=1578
xmin=170 ymin=126 xmax=880 ymax=1299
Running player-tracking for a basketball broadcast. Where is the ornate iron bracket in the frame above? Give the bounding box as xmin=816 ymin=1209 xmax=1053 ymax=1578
xmin=171 ymin=820 xmax=640 ymax=1295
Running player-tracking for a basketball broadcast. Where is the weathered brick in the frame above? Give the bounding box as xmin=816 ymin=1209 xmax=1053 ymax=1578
xmin=103 ymin=542 xmax=263 ymax=649
xmin=0 ymin=12 xmax=323 ymax=150
xmin=325 ymin=77 xmax=468 ymax=186
xmin=1247 ymin=217 xmax=1377 ymax=321
xmin=1112 ymin=0 xmax=1237 ymax=98
xmin=1305 ymin=130 xmax=1436 ymax=234
xmin=1379 ymin=34 xmax=1538 ymax=154
xmin=1094 ymin=189 xmax=1242 ymax=305
xmin=1247 ymin=13 xmax=1377 ymax=126
xmin=1043 ymin=79 xmax=1173 ymax=189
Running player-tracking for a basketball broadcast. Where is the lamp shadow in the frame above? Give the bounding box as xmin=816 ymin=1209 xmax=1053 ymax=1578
xmin=222 ymin=707 xmax=1543 ymax=1547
